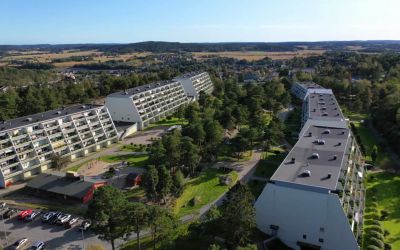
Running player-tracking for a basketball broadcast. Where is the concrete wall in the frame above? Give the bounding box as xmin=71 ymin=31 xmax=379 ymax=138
xmin=255 ymin=183 xmax=359 ymax=250
xmin=105 ymin=96 xmax=141 ymax=124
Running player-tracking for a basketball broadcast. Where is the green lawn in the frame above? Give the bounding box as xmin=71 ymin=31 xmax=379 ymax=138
xmin=145 ymin=117 xmax=188 ymax=130
xmin=254 ymin=151 xmax=285 ymax=179
xmin=124 ymin=187 xmax=146 ymax=200
xmin=352 ymin=121 xmax=391 ymax=166
xmin=120 ymin=144 xmax=148 ymax=152
xmin=174 ymin=168 xmax=238 ymax=217
xmin=99 ymin=153 xmax=149 ymax=167
xmin=363 ymin=172 xmax=400 ymax=249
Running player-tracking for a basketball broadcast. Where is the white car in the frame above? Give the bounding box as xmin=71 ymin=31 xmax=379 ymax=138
xmin=12 ymin=238 xmax=28 ymax=250
xmin=56 ymin=214 xmax=71 ymax=225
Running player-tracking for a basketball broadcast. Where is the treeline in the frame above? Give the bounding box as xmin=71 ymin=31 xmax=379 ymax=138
xmin=0 ymin=66 xmax=57 ymax=86
xmin=0 ymin=70 xmax=181 ymax=120
xmin=297 ymin=52 xmax=400 ymax=158
xmin=52 ymin=55 xmax=93 ymax=63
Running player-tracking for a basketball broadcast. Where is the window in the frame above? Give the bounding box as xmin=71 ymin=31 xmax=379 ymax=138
xmin=320 ymin=227 xmax=325 ymax=233
xmin=319 ymin=238 xmax=324 ymax=243
xmin=303 ymin=234 xmax=307 ymax=239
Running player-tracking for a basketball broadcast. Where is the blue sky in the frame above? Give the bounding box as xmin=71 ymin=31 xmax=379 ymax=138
xmin=1 ymin=0 xmax=400 ymax=44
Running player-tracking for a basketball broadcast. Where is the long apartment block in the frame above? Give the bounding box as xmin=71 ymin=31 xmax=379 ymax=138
xmin=0 ymin=105 xmax=118 ymax=188
xmin=173 ymin=71 xmax=214 ymax=99
xmin=105 ymin=80 xmax=188 ymax=130
xmin=105 ymin=71 xmax=214 ymax=130
xmin=255 ymin=82 xmax=365 ymax=250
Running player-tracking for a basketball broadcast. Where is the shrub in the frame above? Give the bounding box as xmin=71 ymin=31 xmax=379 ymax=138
xmin=189 ymin=196 xmax=201 ymax=206
xmin=384 ymin=229 xmax=390 ymax=237
xmin=366 ymin=246 xmax=381 ymax=250
xmin=369 ymin=220 xmax=381 ymax=226
xmin=368 ymin=231 xmax=384 ymax=241
xmin=368 ymin=237 xmax=384 ymax=249
xmin=366 ymin=225 xmax=383 ymax=234
xmin=384 ymin=243 xmax=392 ymax=250
xmin=380 ymin=210 xmax=389 ymax=220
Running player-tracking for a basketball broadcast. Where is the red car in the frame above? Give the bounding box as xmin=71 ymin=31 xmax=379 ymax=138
xmin=18 ymin=209 xmax=33 ymax=220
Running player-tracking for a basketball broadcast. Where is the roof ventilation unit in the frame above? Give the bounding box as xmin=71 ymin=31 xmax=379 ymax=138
xmin=291 ymin=157 xmax=296 ymax=164
xmin=327 ymin=173 xmax=332 ymax=179
xmin=315 ymin=139 xmax=325 ymax=145
xmin=323 ymin=129 xmax=331 ymax=134
xmin=311 ymin=153 xmax=320 ymax=159
xmin=56 ymin=111 xmax=62 ymax=115
xmin=26 ymin=117 xmax=33 ymax=122
xmin=299 ymin=170 xmax=312 ymax=177
xmin=308 ymin=132 xmax=312 ymax=137
xmin=81 ymin=105 xmax=86 ymax=109
xmin=332 ymin=155 xmax=337 ymax=160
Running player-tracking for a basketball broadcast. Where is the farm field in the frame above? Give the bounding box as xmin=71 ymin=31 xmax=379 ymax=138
xmin=0 ymin=49 xmax=152 ymax=67
xmin=193 ymin=49 xmax=326 ymax=61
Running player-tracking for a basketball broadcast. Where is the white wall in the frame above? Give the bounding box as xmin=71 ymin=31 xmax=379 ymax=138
xmin=105 ymin=96 xmax=141 ymax=124
xmin=255 ymin=183 xmax=359 ymax=250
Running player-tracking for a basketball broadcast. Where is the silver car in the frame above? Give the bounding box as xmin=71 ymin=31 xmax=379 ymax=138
xmin=11 ymin=238 xmax=28 ymax=250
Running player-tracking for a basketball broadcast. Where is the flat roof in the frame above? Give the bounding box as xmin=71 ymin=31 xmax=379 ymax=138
xmin=173 ymin=71 xmax=207 ymax=79
xmin=307 ymin=93 xmax=344 ymax=120
xmin=26 ymin=172 xmax=101 ymax=199
xmin=0 ymin=104 xmax=104 ymax=132
xmin=298 ymin=81 xmax=324 ymax=89
xmin=107 ymin=80 xmax=178 ymax=98
xmin=271 ymin=123 xmax=351 ymax=190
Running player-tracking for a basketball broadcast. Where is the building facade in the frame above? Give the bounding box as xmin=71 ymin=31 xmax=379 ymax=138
xmin=255 ymin=82 xmax=365 ymax=250
xmin=105 ymin=80 xmax=188 ymax=130
xmin=173 ymin=71 xmax=214 ymax=99
xmin=291 ymin=82 xmax=333 ymax=101
xmin=0 ymin=105 xmax=118 ymax=188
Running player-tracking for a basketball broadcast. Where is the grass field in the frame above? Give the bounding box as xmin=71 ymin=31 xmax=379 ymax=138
xmin=193 ymin=49 xmax=326 ymax=61
xmin=174 ymin=168 xmax=238 ymax=217
xmin=99 ymin=153 xmax=149 ymax=167
xmin=364 ymin=172 xmax=400 ymax=249
xmin=145 ymin=117 xmax=188 ymax=130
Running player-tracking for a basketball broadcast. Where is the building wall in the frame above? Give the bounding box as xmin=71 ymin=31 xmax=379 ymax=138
xmin=255 ymin=183 xmax=359 ymax=250
xmin=0 ymin=106 xmax=118 ymax=188
xmin=106 ymin=81 xmax=188 ymax=130
xmin=105 ymin=96 xmax=141 ymax=124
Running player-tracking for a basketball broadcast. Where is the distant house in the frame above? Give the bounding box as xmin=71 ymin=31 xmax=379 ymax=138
xmin=26 ymin=172 xmax=107 ymax=203
xmin=125 ymin=173 xmax=142 ymax=187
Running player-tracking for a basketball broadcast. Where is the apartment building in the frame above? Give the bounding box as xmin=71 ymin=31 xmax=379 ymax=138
xmin=0 ymin=105 xmax=118 ymax=188
xmin=255 ymin=83 xmax=364 ymax=250
xmin=173 ymin=71 xmax=214 ymax=99
xmin=105 ymin=80 xmax=188 ymax=130
xmin=291 ymin=82 xmax=333 ymax=101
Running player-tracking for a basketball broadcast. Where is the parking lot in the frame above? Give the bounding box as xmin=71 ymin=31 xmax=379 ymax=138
xmin=0 ymin=207 xmax=109 ymax=250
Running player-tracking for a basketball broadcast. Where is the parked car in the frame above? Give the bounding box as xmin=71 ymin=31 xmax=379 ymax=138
xmin=18 ymin=209 xmax=33 ymax=220
xmin=49 ymin=212 xmax=62 ymax=224
xmin=29 ymin=241 xmax=45 ymax=250
xmin=11 ymin=238 xmax=28 ymax=250
xmin=41 ymin=212 xmax=55 ymax=223
xmin=25 ymin=211 xmax=39 ymax=222
xmin=0 ymin=207 xmax=10 ymax=217
xmin=56 ymin=214 xmax=71 ymax=225
xmin=79 ymin=220 xmax=91 ymax=231
xmin=3 ymin=208 xmax=18 ymax=219
xmin=0 ymin=202 xmax=6 ymax=208
xmin=65 ymin=217 xmax=79 ymax=228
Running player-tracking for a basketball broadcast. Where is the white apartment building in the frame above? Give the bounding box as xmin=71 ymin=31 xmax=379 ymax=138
xmin=173 ymin=71 xmax=214 ymax=99
xmin=0 ymin=105 xmax=118 ymax=188
xmin=105 ymin=80 xmax=188 ymax=130
xmin=255 ymin=83 xmax=364 ymax=250
xmin=291 ymin=82 xmax=333 ymax=101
